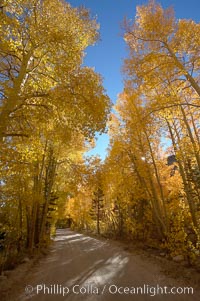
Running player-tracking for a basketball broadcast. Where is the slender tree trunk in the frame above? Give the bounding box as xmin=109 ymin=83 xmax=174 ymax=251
xmin=17 ymin=196 xmax=23 ymax=253
xmin=180 ymin=106 xmax=200 ymax=172
xmin=165 ymin=42 xmax=200 ymax=97
xmin=190 ymin=110 xmax=200 ymax=145
xmin=39 ymin=148 xmax=57 ymax=246
xmin=166 ymin=119 xmax=198 ymax=228
xmin=97 ymin=198 xmax=100 ymax=235
xmin=144 ymin=131 xmax=169 ymax=232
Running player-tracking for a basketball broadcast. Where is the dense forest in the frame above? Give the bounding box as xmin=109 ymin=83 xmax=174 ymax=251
xmin=0 ymin=0 xmax=200 ymax=272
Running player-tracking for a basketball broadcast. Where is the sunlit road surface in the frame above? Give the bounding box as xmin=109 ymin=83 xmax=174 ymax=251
xmin=19 ymin=229 xmax=199 ymax=301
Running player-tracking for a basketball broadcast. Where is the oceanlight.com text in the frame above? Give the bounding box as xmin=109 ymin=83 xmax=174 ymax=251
xmin=25 ymin=283 xmax=194 ymax=297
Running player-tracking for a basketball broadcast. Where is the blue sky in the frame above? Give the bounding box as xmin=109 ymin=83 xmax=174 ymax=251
xmin=68 ymin=0 xmax=200 ymax=160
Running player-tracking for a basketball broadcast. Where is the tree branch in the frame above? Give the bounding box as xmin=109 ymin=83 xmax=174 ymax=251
xmin=148 ymin=103 xmax=200 ymax=116
xmin=3 ymin=133 xmax=29 ymax=138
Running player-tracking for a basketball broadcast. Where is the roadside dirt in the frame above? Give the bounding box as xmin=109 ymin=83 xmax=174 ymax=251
xmin=0 ymin=229 xmax=199 ymax=301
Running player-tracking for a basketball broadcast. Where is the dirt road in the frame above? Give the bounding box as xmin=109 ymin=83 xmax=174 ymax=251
xmin=8 ymin=229 xmax=200 ymax=300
